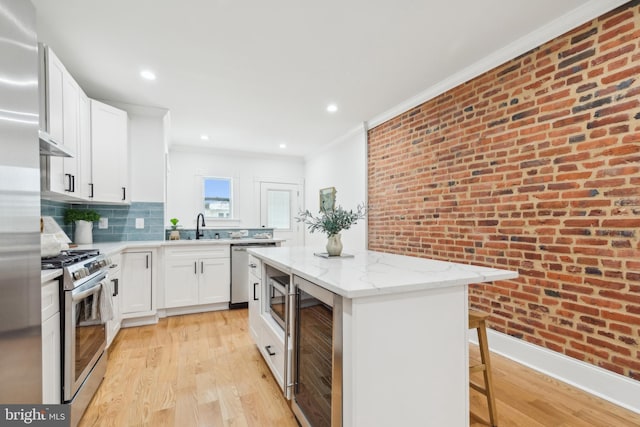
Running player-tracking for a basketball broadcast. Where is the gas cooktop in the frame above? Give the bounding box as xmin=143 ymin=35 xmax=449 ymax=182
xmin=41 ymin=249 xmax=100 ymax=269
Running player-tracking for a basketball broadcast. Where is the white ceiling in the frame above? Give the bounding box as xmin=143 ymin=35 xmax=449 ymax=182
xmin=31 ymin=0 xmax=624 ymax=158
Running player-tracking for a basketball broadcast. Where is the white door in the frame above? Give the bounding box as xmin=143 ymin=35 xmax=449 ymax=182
xmin=259 ymin=182 xmax=304 ymax=247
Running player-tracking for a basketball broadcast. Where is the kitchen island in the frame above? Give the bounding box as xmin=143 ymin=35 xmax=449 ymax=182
xmin=248 ymin=246 xmax=518 ymax=427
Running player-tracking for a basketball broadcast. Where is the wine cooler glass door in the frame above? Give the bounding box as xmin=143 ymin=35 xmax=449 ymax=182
xmin=292 ymin=276 xmax=342 ymax=427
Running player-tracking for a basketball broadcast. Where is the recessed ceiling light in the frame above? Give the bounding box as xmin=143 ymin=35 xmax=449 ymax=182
xmin=140 ymin=70 xmax=156 ymax=80
xmin=279 ymin=143 xmax=287 ymax=149
xmin=200 ymin=134 xmax=209 ymax=141
xmin=326 ymin=103 xmax=338 ymax=113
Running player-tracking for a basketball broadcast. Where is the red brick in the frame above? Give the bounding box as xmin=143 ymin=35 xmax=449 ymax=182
xmin=367 ymin=2 xmax=640 ymax=382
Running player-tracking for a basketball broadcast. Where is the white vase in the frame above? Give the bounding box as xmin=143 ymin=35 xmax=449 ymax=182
xmin=74 ymin=220 xmax=93 ymax=245
xmin=326 ymin=233 xmax=343 ymax=256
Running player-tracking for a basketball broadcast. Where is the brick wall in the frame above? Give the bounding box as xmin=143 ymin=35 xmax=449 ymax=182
xmin=367 ymin=1 xmax=640 ymax=380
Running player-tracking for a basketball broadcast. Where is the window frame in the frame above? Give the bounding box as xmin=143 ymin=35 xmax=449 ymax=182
xmin=202 ymin=176 xmax=235 ymax=221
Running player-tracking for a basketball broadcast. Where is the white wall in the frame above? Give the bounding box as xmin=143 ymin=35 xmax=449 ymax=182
xmin=304 ymin=124 xmax=367 ymax=251
xmin=167 ymin=146 xmax=305 ymax=229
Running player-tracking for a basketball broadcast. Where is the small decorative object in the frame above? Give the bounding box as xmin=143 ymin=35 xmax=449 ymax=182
xmin=169 ymin=218 xmax=180 ymax=240
xmin=296 ymin=203 xmax=367 ymax=257
xmin=319 ymin=187 xmax=336 ymax=212
xmin=64 ymin=209 xmax=100 ymax=245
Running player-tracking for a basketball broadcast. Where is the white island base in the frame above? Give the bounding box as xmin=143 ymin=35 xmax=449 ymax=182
xmin=342 ymin=285 xmax=467 ymax=426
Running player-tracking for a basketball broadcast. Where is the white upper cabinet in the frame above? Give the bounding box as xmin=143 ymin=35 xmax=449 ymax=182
xmin=42 ymin=46 xmax=64 ymax=144
xmin=39 ymin=44 xmax=130 ymax=205
xmin=90 ymin=99 xmax=129 ymax=204
xmin=39 ymin=45 xmax=82 ymax=200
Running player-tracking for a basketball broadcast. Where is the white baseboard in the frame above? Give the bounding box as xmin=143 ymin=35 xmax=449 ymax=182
xmin=159 ymin=302 xmax=229 ymax=318
xmin=470 ymin=329 xmax=640 ymax=414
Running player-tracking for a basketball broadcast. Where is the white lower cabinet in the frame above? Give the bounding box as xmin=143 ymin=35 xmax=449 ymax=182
xmin=248 ymin=255 xmax=262 ymax=342
xmin=164 ymin=245 xmax=230 ymax=310
xmin=122 ymin=251 xmax=153 ymax=315
xmin=247 ymin=257 xmax=290 ymax=394
xmin=105 ymin=254 xmax=122 ymax=347
xmin=41 ymin=279 xmax=61 ymax=404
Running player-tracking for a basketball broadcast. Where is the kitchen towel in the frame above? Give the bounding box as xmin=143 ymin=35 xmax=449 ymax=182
xmin=98 ymin=279 xmax=113 ymax=322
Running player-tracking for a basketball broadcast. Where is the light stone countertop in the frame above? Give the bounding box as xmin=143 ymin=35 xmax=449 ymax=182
xmin=41 ymin=269 xmax=62 ymax=284
xmin=73 ymin=238 xmax=285 ymax=256
xmin=248 ymin=246 xmax=518 ymax=299
xmin=41 ymin=238 xmax=284 ymax=282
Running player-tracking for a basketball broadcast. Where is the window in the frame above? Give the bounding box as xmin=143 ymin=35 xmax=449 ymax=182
xmin=203 ymin=177 xmax=232 ymax=219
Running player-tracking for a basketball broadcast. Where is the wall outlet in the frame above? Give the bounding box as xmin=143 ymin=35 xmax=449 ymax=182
xmin=135 ymin=218 xmax=144 ymax=229
xmin=98 ymin=218 xmax=108 ymax=229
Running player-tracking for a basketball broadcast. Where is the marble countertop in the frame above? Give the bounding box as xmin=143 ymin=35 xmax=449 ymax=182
xmin=41 ymin=269 xmax=62 ymax=284
xmin=248 ymin=246 xmax=518 ymax=298
xmin=72 ymin=238 xmax=285 ymax=255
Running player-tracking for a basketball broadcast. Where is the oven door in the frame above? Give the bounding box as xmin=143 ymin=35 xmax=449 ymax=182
xmin=64 ymin=274 xmax=107 ymax=402
xmin=268 ymin=278 xmax=288 ymax=330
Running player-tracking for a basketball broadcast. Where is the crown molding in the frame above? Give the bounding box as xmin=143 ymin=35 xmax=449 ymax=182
xmin=367 ymin=0 xmax=629 ymax=129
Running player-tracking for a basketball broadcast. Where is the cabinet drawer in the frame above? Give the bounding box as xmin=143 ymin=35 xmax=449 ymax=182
xmin=165 ymin=245 xmax=229 ymax=259
xmin=41 ymin=279 xmax=59 ymax=320
xmin=108 ymin=252 xmax=122 ymax=268
xmin=260 ymin=317 xmax=286 ymax=388
xmin=248 ymin=255 xmax=262 ymax=280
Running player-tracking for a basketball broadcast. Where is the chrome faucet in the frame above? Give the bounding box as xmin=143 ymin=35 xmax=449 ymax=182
xmin=196 ymin=213 xmax=206 ymax=239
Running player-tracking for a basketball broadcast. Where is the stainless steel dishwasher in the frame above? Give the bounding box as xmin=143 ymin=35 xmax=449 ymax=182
xmin=230 ymin=242 xmax=276 ymax=308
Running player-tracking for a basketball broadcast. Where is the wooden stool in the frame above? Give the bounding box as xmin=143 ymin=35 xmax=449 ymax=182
xmin=469 ymin=310 xmax=498 ymax=427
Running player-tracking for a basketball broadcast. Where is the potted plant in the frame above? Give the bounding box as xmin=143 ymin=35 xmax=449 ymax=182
xmin=169 ymin=218 xmax=180 ymax=240
xmin=64 ymin=208 xmax=101 ymax=245
xmin=296 ymin=204 xmax=367 ymax=256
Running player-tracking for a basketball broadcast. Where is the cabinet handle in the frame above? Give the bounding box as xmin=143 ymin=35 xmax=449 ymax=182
xmin=265 ymin=345 xmax=276 ymax=356
xmin=89 ymin=183 xmax=94 ymax=198
xmin=253 ymin=282 xmax=259 ymax=300
xmin=65 ymin=173 xmax=72 ymax=192
xmin=146 ymin=255 xmax=149 ymax=269
xmin=71 ymin=175 xmax=75 ymax=192
xmin=111 ymin=278 xmax=119 ymax=297
xmin=194 ymin=262 xmax=197 ymax=274
xmin=201 ymin=261 xmax=204 ymax=274
xmin=249 ymin=263 xmax=257 ymax=268
xmin=122 ymin=187 xmax=126 ymax=201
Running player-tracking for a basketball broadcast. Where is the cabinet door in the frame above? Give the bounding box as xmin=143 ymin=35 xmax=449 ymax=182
xmin=45 ymin=47 xmax=64 ymax=144
xmin=62 ymin=75 xmax=79 ymax=194
xmin=248 ymin=276 xmax=261 ymax=342
xmin=91 ymin=100 xmax=129 ymax=203
xmin=122 ymin=252 xmax=152 ymax=314
xmin=199 ymin=257 xmax=230 ymax=304
xmin=78 ymin=90 xmax=93 ymax=199
xmin=42 ymin=311 xmax=61 ymax=404
xmin=164 ymin=257 xmax=199 ymax=308
xmin=106 ymin=269 xmax=121 ymax=347
xmin=44 ymin=47 xmax=79 ymax=195
xmin=45 ymin=48 xmax=65 ymax=194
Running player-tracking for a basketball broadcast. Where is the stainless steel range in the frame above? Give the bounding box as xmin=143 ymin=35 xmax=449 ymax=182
xmin=42 ymin=249 xmax=111 ymax=427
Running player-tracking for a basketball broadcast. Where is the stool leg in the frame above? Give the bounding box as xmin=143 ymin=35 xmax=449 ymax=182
xmin=477 ymin=319 xmax=498 ymax=427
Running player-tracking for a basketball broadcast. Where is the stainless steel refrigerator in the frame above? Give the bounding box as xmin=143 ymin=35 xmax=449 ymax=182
xmin=0 ymin=0 xmax=43 ymax=403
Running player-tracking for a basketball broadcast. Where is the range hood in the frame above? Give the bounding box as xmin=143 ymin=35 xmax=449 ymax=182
xmin=39 ymin=130 xmax=75 ymax=157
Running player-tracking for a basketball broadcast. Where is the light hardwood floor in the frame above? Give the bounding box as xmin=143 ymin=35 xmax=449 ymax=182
xmin=79 ymin=310 xmax=640 ymax=427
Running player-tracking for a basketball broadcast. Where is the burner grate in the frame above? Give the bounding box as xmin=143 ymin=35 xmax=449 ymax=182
xmin=41 ymin=249 xmax=100 ymax=269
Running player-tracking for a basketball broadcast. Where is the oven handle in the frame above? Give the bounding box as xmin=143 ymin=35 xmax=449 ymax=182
xmin=72 ymin=282 xmax=103 ymax=302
